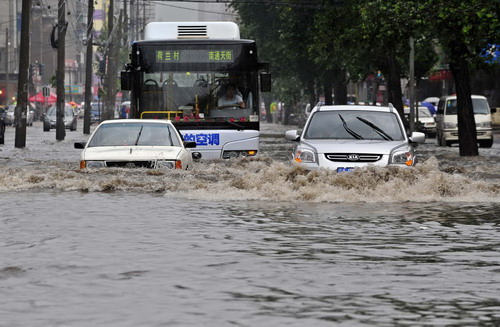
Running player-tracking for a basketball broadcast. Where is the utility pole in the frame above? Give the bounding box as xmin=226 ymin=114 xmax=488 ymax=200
xmin=84 ymin=0 xmax=94 ymax=134
xmin=409 ymin=37 xmax=415 ymax=134
xmin=5 ymin=28 xmax=9 ymax=106
xmin=56 ymin=0 xmax=66 ymax=141
xmin=104 ymin=0 xmax=116 ymax=121
xmin=14 ymin=0 xmax=32 ymax=148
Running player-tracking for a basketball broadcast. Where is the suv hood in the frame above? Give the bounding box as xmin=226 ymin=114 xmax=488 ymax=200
xmin=302 ymin=139 xmax=408 ymax=154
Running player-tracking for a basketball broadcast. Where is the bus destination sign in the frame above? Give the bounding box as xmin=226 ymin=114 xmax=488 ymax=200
xmin=155 ymin=49 xmax=234 ymax=63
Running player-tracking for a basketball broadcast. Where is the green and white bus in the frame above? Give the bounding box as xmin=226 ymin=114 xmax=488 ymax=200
xmin=121 ymin=22 xmax=271 ymax=159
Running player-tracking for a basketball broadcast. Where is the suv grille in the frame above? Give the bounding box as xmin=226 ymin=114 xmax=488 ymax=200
xmin=105 ymin=161 xmax=155 ymax=168
xmin=325 ymin=153 xmax=382 ymax=162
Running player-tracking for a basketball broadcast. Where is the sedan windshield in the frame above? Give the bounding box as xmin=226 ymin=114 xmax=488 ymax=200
xmin=47 ymin=106 xmax=74 ymax=117
xmin=304 ymin=110 xmax=405 ymax=141
xmin=88 ymin=123 xmax=182 ymax=147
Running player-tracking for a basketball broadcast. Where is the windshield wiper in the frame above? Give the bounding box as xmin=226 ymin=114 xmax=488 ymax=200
xmin=135 ymin=125 xmax=144 ymax=145
xmin=356 ymin=117 xmax=393 ymax=141
xmin=227 ymin=120 xmax=245 ymax=131
xmin=339 ymin=114 xmax=363 ymax=140
xmin=167 ymin=126 xmax=174 ymax=146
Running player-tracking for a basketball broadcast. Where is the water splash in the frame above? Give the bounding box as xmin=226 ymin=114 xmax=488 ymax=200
xmin=0 ymin=156 xmax=498 ymax=203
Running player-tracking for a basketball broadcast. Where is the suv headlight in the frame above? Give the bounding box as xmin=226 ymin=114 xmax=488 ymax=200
xmin=476 ymin=121 xmax=491 ymax=128
xmin=293 ymin=148 xmax=316 ymax=163
xmin=391 ymin=151 xmax=415 ymax=166
xmin=444 ymin=122 xmax=457 ymax=129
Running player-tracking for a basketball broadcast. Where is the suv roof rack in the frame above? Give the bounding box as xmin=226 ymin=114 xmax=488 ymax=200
xmin=388 ymin=103 xmax=395 ymax=113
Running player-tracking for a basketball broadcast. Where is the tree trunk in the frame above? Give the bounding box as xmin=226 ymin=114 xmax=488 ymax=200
xmin=449 ymin=56 xmax=478 ymax=156
xmin=323 ymin=78 xmax=333 ymax=105
xmin=333 ymin=68 xmax=347 ymax=105
xmin=385 ymin=53 xmax=406 ymax=129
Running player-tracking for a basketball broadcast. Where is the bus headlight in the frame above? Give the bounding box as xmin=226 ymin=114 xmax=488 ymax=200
xmin=222 ymin=150 xmax=258 ymax=159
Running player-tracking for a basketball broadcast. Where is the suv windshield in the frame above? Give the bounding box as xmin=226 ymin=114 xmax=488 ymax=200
xmin=304 ymin=110 xmax=405 ymax=141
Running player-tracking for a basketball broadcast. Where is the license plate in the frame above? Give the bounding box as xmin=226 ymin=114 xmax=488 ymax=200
xmin=337 ymin=167 xmax=354 ymax=172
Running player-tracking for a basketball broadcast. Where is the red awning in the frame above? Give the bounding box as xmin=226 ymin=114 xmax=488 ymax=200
xmin=29 ymin=91 xmax=57 ymax=103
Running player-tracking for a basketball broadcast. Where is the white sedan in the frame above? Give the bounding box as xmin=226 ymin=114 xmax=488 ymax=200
xmin=75 ymin=119 xmax=197 ymax=169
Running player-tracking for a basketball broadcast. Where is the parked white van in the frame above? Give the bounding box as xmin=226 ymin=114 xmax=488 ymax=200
xmin=435 ymin=95 xmax=493 ymax=148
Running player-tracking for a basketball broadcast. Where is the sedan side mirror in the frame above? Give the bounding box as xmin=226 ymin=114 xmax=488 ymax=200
xmin=285 ymin=130 xmax=300 ymax=141
xmin=184 ymin=141 xmax=197 ymax=148
xmin=74 ymin=142 xmax=86 ymax=149
xmin=409 ymin=131 xmax=425 ymax=143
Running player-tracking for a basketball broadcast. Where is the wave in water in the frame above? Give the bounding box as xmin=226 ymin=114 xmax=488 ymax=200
xmin=0 ymin=156 xmax=499 ymax=203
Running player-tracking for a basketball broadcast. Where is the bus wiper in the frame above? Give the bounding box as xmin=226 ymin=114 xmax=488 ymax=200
xmin=135 ymin=125 xmax=144 ymax=145
xmin=227 ymin=120 xmax=244 ymax=131
xmin=339 ymin=114 xmax=363 ymax=140
xmin=356 ymin=117 xmax=393 ymax=141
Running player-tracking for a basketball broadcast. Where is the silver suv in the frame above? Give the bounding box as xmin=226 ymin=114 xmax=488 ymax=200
xmin=285 ymin=105 xmax=425 ymax=172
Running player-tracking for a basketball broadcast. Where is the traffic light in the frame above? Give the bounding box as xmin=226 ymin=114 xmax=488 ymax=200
xmin=39 ymin=63 xmax=45 ymax=76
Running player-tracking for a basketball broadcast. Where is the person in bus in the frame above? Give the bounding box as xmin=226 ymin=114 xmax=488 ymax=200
xmin=218 ymin=84 xmax=245 ymax=109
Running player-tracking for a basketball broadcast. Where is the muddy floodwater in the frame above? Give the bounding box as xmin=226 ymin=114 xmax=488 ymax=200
xmin=1 ymin=122 xmax=500 ymax=326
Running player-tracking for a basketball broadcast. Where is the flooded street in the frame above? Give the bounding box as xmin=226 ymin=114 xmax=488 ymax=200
xmin=1 ymin=122 xmax=500 ymax=326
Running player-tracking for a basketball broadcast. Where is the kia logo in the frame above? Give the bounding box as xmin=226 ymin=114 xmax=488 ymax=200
xmin=347 ymin=154 xmax=360 ymax=161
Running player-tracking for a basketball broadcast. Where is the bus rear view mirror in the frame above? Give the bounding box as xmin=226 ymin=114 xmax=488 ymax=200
xmin=121 ymin=71 xmax=132 ymax=91
xmin=260 ymin=72 xmax=271 ymax=92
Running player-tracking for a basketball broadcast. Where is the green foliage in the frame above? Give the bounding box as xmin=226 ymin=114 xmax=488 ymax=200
xmin=231 ymin=0 xmax=498 ymax=108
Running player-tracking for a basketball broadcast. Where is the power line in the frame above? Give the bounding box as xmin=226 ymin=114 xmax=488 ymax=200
xmin=151 ymin=1 xmax=237 ymax=16
xmin=148 ymin=0 xmax=326 ymax=9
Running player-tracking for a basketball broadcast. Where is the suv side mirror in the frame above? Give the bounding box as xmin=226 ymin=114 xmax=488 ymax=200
xmin=285 ymin=130 xmax=300 ymax=141
xmin=409 ymin=131 xmax=425 ymax=143
xmin=121 ymin=71 xmax=132 ymax=91
xmin=260 ymin=72 xmax=271 ymax=92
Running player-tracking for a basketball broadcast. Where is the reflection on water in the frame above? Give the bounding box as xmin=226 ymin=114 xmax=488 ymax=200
xmin=1 ymin=123 xmax=500 ymax=326
xmin=1 ymin=194 xmax=499 ymax=326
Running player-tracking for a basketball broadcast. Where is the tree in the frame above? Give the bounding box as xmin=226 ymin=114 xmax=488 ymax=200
xmin=426 ymin=0 xmax=500 ymax=156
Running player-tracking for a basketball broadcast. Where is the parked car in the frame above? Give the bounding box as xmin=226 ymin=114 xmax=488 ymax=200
xmin=285 ymin=105 xmax=425 ymax=172
xmin=43 ymin=105 xmax=78 ymax=131
xmin=5 ymin=105 xmax=34 ymax=126
xmin=74 ymin=119 xmax=197 ymax=169
xmin=404 ymin=106 xmax=436 ymax=137
xmin=435 ymin=95 xmax=493 ymax=148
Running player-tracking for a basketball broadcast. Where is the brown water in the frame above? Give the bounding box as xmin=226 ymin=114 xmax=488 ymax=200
xmin=0 ymin=122 xmax=499 ymax=326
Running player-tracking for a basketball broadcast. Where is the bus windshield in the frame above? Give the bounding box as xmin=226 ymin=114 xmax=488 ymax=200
xmin=139 ymin=71 xmax=257 ymax=122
